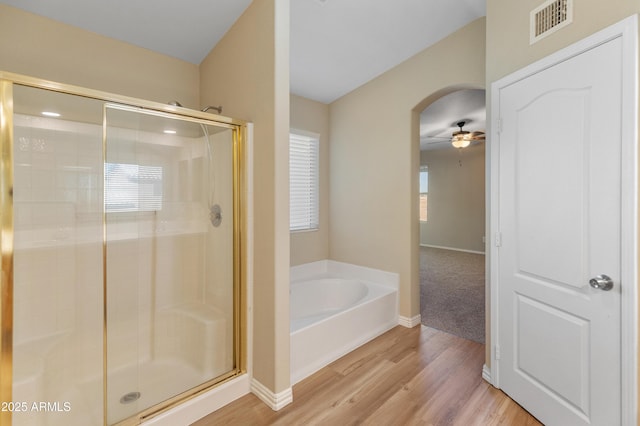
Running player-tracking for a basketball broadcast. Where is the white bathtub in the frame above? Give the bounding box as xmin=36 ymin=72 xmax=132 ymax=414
xmin=290 ymin=260 xmax=398 ymax=384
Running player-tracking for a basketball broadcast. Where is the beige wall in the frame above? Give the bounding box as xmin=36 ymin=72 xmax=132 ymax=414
xmin=329 ymin=18 xmax=486 ymax=320
xmin=200 ymin=0 xmax=291 ymax=393
xmin=290 ymin=94 xmax=330 ymax=266
xmin=486 ymin=0 xmax=639 ymax=83
xmin=420 ymin=145 xmax=485 ymax=253
xmin=0 ymin=4 xmax=200 ymax=107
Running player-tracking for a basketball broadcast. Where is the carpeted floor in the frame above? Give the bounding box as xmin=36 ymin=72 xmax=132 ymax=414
xmin=420 ymin=246 xmax=485 ymax=343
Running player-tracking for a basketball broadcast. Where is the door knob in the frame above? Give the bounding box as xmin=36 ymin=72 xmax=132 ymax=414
xmin=589 ymin=274 xmax=614 ymax=291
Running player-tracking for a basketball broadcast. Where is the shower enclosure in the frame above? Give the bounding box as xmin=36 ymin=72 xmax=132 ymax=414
xmin=0 ymin=73 xmax=246 ymax=425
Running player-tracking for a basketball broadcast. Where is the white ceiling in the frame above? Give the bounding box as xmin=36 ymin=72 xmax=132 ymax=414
xmin=1 ymin=0 xmax=486 ymax=104
xmin=291 ymin=0 xmax=485 ymax=103
xmin=1 ymin=0 xmax=253 ymax=64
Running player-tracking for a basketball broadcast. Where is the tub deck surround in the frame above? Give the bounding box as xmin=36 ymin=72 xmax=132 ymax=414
xmin=290 ymin=260 xmax=399 ymax=384
xmin=290 ymin=260 xmax=399 ymax=287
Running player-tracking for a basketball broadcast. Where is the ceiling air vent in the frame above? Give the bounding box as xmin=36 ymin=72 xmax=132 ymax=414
xmin=530 ymin=0 xmax=573 ymax=44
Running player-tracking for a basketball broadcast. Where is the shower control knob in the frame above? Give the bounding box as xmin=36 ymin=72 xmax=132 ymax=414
xmin=210 ymin=204 xmax=222 ymax=227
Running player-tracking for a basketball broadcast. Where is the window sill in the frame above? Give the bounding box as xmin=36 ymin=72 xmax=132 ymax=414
xmin=290 ymin=228 xmax=319 ymax=234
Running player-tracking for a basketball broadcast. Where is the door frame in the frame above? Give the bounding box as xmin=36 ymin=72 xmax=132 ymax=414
xmin=488 ymin=15 xmax=638 ymax=425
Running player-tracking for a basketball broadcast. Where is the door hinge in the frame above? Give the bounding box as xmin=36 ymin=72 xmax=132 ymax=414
xmin=496 ymin=117 xmax=503 ymax=134
xmin=495 ymin=232 xmax=502 ymax=247
xmin=495 ymin=345 xmax=501 ymax=360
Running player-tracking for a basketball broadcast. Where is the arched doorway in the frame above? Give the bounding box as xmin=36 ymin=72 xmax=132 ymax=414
xmin=416 ymin=88 xmax=486 ymax=343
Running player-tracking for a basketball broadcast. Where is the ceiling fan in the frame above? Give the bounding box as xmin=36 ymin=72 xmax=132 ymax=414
xmin=450 ymin=121 xmax=485 ymax=148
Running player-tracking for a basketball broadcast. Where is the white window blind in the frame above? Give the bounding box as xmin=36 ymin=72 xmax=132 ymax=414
xmin=105 ymin=162 xmax=163 ymax=213
xmin=290 ymin=133 xmax=319 ymax=231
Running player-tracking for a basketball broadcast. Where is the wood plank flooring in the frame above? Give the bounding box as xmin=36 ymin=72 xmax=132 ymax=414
xmin=192 ymin=325 xmax=542 ymax=426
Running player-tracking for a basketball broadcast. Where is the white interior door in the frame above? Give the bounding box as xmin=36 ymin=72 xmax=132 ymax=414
xmin=495 ymin=33 xmax=627 ymax=426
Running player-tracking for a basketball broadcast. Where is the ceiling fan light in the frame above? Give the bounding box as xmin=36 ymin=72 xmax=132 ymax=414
xmin=451 ymin=134 xmax=471 ymax=148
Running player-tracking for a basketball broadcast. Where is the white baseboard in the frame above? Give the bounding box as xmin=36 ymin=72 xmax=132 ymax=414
xmin=398 ymin=314 xmax=421 ymax=328
xmin=482 ymin=364 xmax=492 ymax=384
xmin=250 ymin=378 xmax=293 ymax=411
xmin=420 ymin=244 xmax=485 ymax=255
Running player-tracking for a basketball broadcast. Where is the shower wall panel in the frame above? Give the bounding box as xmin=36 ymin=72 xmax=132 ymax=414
xmin=205 ymin=129 xmax=235 ymax=365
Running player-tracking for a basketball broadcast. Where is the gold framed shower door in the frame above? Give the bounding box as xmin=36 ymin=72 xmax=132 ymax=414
xmin=0 ymin=71 xmax=248 ymax=426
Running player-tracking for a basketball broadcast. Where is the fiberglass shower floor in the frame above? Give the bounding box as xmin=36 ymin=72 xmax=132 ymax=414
xmin=106 ymin=359 xmax=207 ymax=424
xmin=10 ymin=358 xmax=205 ymax=426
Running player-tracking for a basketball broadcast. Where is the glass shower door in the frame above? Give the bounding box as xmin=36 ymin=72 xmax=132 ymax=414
xmin=3 ymin=78 xmax=243 ymax=426
xmin=104 ymin=105 xmax=236 ymax=424
xmin=10 ymin=84 xmax=106 ymax=426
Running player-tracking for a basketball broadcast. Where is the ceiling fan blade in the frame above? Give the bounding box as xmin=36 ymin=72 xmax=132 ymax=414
xmin=468 ymin=131 xmax=485 ymax=142
xmin=424 ymin=136 xmax=452 ymax=140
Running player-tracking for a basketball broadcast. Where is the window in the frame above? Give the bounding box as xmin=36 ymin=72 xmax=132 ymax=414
xmin=105 ymin=162 xmax=163 ymax=212
xmin=419 ymin=166 xmax=428 ymax=222
xmin=290 ymin=132 xmax=319 ymax=231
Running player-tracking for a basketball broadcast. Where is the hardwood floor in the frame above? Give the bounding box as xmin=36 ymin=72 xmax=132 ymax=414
xmin=192 ymin=326 xmax=542 ymax=426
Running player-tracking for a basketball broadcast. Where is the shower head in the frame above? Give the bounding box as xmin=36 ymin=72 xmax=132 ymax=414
xmin=201 ymin=105 xmax=223 ymax=114
xmin=168 ymin=101 xmax=183 ymax=107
